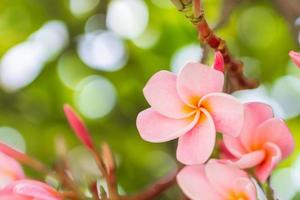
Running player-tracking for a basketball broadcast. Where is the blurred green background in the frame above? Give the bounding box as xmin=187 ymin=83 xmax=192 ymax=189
xmin=0 ymin=0 xmax=300 ymax=199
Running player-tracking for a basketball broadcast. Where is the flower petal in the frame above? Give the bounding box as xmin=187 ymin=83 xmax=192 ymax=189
xmin=14 ymin=180 xmax=61 ymax=200
xmin=143 ymin=70 xmax=193 ymax=119
xmin=219 ymin=140 xmax=237 ymax=160
xmin=0 ymin=195 xmax=27 ymax=200
xmin=289 ymin=50 xmax=300 ymax=68
xmin=222 ymin=136 xmax=246 ymax=158
xmin=255 ymin=142 xmax=282 ymax=182
xmin=234 ymin=177 xmax=257 ymax=200
xmin=136 ymin=108 xmax=199 ymax=142
xmin=1 ymin=180 xmax=62 ymax=200
xmin=0 ymin=152 xmax=25 ymax=188
xmin=233 ymin=150 xmax=265 ymax=169
xmin=0 ymin=152 xmax=25 ymax=178
xmin=253 ymin=118 xmax=294 ymax=158
xmin=177 ymin=62 xmax=224 ymax=106
xmin=177 ymin=165 xmax=222 ymax=200
xmin=176 ymin=108 xmax=216 ymax=165
xmin=200 ymin=93 xmax=244 ymax=137
xmin=240 ymin=102 xmax=273 ymax=151
xmin=205 ymin=160 xmax=248 ymax=196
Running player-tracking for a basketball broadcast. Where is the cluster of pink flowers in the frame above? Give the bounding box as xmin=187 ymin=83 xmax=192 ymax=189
xmin=136 ymin=51 xmax=298 ymax=199
xmin=0 ymin=51 xmax=298 ymax=199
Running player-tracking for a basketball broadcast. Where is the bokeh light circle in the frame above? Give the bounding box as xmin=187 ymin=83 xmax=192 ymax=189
xmin=0 ymin=20 xmax=68 ymax=91
xmin=271 ymin=168 xmax=299 ymax=200
xmin=69 ymin=0 xmax=100 ymax=17
xmin=77 ymin=31 xmax=127 ymax=72
xmin=0 ymin=127 xmax=26 ymax=152
xmin=171 ymin=44 xmax=203 ymax=73
xmin=0 ymin=41 xmax=45 ymax=91
xmin=271 ymin=75 xmax=300 ymax=119
xmin=132 ymin=28 xmax=160 ymax=49
xmin=85 ymin=14 xmax=106 ymax=33
xmin=106 ymin=0 xmax=149 ymax=39
xmin=29 ymin=20 xmax=69 ymax=59
xmin=57 ymin=52 xmax=90 ymax=89
xmin=151 ymin=0 xmax=173 ymax=9
xmin=238 ymin=6 xmax=277 ymax=48
xmin=233 ymin=85 xmax=285 ymax=119
xmin=74 ymin=75 xmax=117 ymax=119
xmin=67 ymin=146 xmax=100 ymax=182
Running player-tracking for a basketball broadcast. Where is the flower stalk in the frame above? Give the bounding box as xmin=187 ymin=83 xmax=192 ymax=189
xmin=0 ymin=142 xmax=50 ymax=174
xmin=170 ymin=0 xmax=258 ymax=92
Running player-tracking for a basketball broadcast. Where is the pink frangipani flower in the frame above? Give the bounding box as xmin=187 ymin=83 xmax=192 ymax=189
xmin=289 ymin=50 xmax=300 ymax=68
xmin=0 ymin=179 xmax=63 ymax=200
xmin=223 ymin=102 xmax=294 ymax=182
xmin=177 ymin=160 xmax=257 ymax=200
xmin=0 ymin=152 xmax=25 ymax=188
xmin=136 ymin=62 xmax=244 ymax=164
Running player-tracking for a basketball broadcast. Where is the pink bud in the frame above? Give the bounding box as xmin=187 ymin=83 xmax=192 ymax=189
xmin=63 ymin=104 xmax=94 ymax=150
xmin=213 ymin=51 xmax=224 ymax=72
xmin=0 ymin=180 xmax=62 ymax=200
xmin=289 ymin=50 xmax=300 ymax=68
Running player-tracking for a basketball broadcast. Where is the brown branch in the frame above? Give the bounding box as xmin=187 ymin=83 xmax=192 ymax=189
xmin=171 ymin=0 xmax=258 ymax=92
xmin=198 ymin=14 xmax=258 ymax=92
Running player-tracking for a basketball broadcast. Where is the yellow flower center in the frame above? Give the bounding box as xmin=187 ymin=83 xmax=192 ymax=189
xmin=227 ymin=190 xmax=249 ymax=200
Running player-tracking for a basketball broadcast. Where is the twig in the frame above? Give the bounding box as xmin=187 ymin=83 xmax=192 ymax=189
xmin=0 ymin=142 xmax=50 ymax=174
xmin=54 ymin=160 xmax=83 ymax=200
xmin=101 ymin=143 xmax=118 ymax=199
xmin=171 ymin=0 xmax=258 ymax=92
xmin=64 ymin=105 xmax=119 ymax=199
xmin=265 ymin=177 xmax=276 ymax=200
xmin=90 ymin=181 xmax=101 ymax=200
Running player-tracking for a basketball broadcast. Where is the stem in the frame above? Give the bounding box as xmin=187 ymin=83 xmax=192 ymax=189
xmin=54 ymin=136 xmax=84 ymax=199
xmin=92 ymin=150 xmax=119 ymax=200
xmin=90 ymin=181 xmax=101 ymax=200
xmin=54 ymin=159 xmax=84 ymax=200
xmin=101 ymin=143 xmax=118 ymax=199
xmin=171 ymin=0 xmax=258 ymax=92
xmin=0 ymin=142 xmax=50 ymax=174
xmin=265 ymin=178 xmax=276 ymax=200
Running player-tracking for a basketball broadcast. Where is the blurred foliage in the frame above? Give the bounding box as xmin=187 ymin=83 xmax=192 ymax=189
xmin=0 ymin=0 xmax=299 ymax=199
